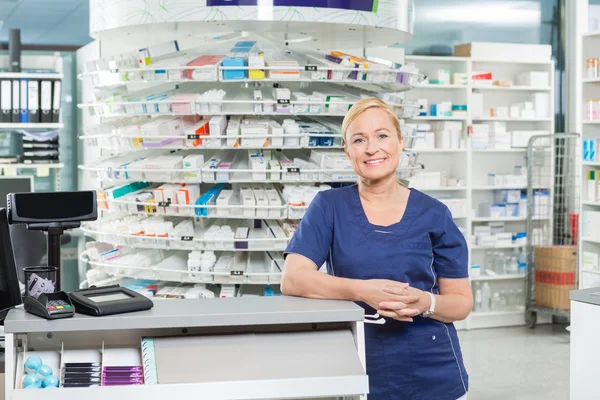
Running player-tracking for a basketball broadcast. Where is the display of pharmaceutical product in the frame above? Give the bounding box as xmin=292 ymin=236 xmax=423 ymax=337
xmin=472 ymin=282 xmax=525 ymax=313
xmin=84 ymin=216 xmax=292 ymax=251
xmin=583 ymin=138 xmax=599 ymax=162
xmin=409 ymin=170 xmax=464 ymax=189
xmin=472 ymin=222 xmax=527 ymax=248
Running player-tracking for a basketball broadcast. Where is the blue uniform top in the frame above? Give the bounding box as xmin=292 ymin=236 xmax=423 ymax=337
xmin=284 ymin=185 xmax=469 ymax=400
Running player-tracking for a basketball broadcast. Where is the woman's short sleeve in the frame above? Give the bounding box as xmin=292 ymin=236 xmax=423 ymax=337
xmin=284 ymin=191 xmax=333 ymax=269
xmin=432 ymin=208 xmax=469 ymax=279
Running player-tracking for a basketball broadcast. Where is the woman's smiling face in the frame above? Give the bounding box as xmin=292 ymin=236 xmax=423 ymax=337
xmin=344 ymin=107 xmax=403 ymax=183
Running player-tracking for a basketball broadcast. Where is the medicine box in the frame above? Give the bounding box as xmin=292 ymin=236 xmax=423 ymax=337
xmin=183 ymin=154 xmax=204 ymax=182
xmin=222 ymin=57 xmax=247 ymax=80
xmin=454 ymin=42 xmax=551 ymax=63
xmin=495 ymin=190 xmax=522 ymax=204
xmin=216 ymin=190 xmax=233 ymax=217
xmin=252 ymin=186 xmax=269 ymax=218
xmin=517 ymin=71 xmax=549 ymax=88
xmin=265 ymin=185 xmax=283 ymax=218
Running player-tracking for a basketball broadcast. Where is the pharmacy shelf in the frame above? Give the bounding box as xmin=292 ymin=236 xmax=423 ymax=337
xmin=80 ymin=252 xmax=282 ymax=286
xmin=0 ymin=163 xmax=63 ymax=170
xmin=412 ymin=149 xmax=467 ymax=154
xmin=583 ymin=78 xmax=600 ymax=83
xmin=472 ymin=216 xmax=549 ymax=222
xmin=581 ymin=120 xmax=600 ymax=125
xmin=470 ymin=59 xmax=553 ymax=66
xmin=470 ymin=244 xmax=522 ymax=250
xmin=472 ymin=117 xmax=552 ymax=122
xmin=471 ymin=85 xmax=551 ymax=91
xmin=583 ymin=161 xmax=600 ymax=167
xmin=471 ymin=274 xmax=525 ymax=282
xmin=408 ymin=116 xmax=467 ymax=121
xmin=581 ymin=269 xmax=600 ymax=276
xmin=411 ymin=187 xmax=467 ymax=192
xmin=472 ymin=217 xmax=527 ymax=222
xmin=405 ymin=55 xmax=469 ymax=63
xmin=0 ymin=123 xmax=63 ymax=130
xmin=581 ymin=237 xmax=600 ymax=244
xmin=82 ymin=226 xmax=290 ymax=252
xmin=98 ymin=198 xmax=301 ymax=220
xmin=471 ymin=185 xmax=528 ymax=190
xmin=583 ymin=31 xmax=600 ymax=37
xmin=468 ymin=310 xmax=525 ymax=330
xmin=0 ymin=72 xmax=63 ymax=79
xmin=582 ymin=201 xmax=600 ymax=207
xmin=412 ymin=84 xmax=467 ymax=90
xmin=472 ymin=149 xmax=527 ymax=153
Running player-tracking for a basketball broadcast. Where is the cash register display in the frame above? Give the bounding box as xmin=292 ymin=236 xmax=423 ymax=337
xmin=87 ymin=292 xmax=132 ymax=303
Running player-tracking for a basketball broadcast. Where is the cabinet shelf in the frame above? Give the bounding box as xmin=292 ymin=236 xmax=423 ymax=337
xmin=0 ymin=123 xmax=63 ymax=130
xmin=471 ymin=274 xmax=525 ymax=281
xmin=472 ymin=85 xmax=551 ymax=91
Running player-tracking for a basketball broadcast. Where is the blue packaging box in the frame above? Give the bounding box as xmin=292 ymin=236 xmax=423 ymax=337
xmin=308 ymin=136 xmax=319 ymax=147
xmin=222 ymin=57 xmax=248 ymax=80
xmin=319 ymin=137 xmax=334 ymax=146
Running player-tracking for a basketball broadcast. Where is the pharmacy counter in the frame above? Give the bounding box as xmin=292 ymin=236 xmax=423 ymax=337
xmin=4 ymin=297 xmax=368 ymax=400
xmin=570 ymin=287 xmax=600 ymax=400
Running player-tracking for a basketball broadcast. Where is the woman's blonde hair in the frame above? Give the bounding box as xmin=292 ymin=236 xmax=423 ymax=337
xmin=342 ymin=97 xmax=403 ymax=143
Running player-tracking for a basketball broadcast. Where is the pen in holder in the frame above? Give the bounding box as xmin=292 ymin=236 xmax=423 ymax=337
xmin=24 ymin=266 xmax=57 ymax=300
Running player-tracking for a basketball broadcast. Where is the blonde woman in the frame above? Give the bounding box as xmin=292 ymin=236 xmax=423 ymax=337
xmin=282 ymin=98 xmax=472 ymax=400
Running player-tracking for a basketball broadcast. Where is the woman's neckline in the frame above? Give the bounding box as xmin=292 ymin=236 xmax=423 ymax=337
xmin=353 ymin=184 xmax=415 ymax=229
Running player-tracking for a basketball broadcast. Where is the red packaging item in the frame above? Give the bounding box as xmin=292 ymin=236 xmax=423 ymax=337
xmin=472 ymin=72 xmax=493 ymax=80
xmin=185 ymin=55 xmax=224 ymax=80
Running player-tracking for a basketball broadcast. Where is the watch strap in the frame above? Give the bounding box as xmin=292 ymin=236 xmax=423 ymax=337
xmin=422 ymin=291 xmax=436 ymax=318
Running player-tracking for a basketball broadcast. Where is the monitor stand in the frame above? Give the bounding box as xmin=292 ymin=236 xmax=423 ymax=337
xmin=27 ymin=222 xmax=80 ymax=291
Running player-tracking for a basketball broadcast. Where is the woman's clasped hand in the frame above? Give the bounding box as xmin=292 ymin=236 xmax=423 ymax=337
xmin=359 ymin=279 xmax=431 ymax=322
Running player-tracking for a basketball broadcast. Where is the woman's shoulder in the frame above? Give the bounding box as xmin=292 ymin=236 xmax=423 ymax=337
xmin=409 ymin=188 xmax=450 ymax=214
xmin=315 ymin=184 xmax=355 ymax=202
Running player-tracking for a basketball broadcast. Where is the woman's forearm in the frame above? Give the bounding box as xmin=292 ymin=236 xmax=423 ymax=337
xmin=281 ymin=266 xmax=362 ymax=301
xmin=431 ymin=293 xmax=472 ymax=324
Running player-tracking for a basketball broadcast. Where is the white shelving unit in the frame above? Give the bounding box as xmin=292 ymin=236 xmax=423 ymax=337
xmin=79 ymin=32 xmax=424 ymax=303
xmin=578 ymin=3 xmax=600 ymax=290
xmin=405 ymin=53 xmax=555 ymax=329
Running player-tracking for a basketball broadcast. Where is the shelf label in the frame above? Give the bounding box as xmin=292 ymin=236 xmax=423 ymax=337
xmin=230 ymin=271 xmax=244 ymax=276
xmin=187 ymin=134 xmax=202 ymax=140
xmin=157 ymin=201 xmax=171 ymax=207
xmin=305 ymin=65 xmax=318 ymax=72
xmin=277 ymin=99 xmax=290 ymax=105
xmin=287 ymin=167 xmax=301 ymax=173
xmin=181 ymin=236 xmax=194 ymax=241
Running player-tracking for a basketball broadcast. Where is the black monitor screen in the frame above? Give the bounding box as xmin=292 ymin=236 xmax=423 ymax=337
xmin=0 ymin=178 xmax=32 ymax=208
xmin=12 ymin=192 xmax=95 ymax=221
xmin=0 ymin=209 xmax=24 ymax=314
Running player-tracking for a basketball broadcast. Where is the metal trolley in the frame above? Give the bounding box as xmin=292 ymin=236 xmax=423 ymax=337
xmin=525 ymin=133 xmax=580 ymax=329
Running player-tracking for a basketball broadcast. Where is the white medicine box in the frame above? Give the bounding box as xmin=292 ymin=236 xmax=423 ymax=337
xmin=517 ymin=71 xmax=549 ymax=88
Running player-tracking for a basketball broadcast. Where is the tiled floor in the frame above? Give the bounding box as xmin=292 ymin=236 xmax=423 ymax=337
xmin=458 ymin=324 xmax=570 ymax=400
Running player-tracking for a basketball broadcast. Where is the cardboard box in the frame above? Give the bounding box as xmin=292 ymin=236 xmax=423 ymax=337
xmin=454 ymin=42 xmax=552 ymax=62
xmin=534 ymin=246 xmax=577 ymax=310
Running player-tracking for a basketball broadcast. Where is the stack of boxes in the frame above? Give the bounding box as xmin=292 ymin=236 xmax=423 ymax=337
xmin=478 ymin=189 xmax=526 ymax=218
xmin=473 ymin=222 xmax=526 ymax=247
xmin=222 ymin=41 xmax=259 ymax=81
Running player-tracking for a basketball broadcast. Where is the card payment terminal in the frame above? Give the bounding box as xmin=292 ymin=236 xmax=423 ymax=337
xmin=24 ymin=292 xmax=76 ymax=320
xmin=68 ymin=285 xmax=154 ymax=316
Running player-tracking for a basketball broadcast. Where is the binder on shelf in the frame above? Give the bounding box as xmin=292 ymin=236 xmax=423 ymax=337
xmin=40 ymin=80 xmax=52 ymax=123
xmin=19 ymin=79 xmax=28 ymax=123
xmin=11 ymin=80 xmax=19 ymax=123
xmin=27 ymin=80 xmax=39 ymax=123
xmin=1 ymin=80 xmax=12 ymax=122
xmin=51 ymin=80 xmax=61 ymax=123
